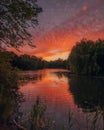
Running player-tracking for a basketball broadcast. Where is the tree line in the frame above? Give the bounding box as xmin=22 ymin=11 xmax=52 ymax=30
xmin=0 ymin=51 xmax=67 ymax=70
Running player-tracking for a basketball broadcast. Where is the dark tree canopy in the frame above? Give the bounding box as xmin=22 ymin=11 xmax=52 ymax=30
xmin=47 ymin=58 xmax=67 ymax=69
xmin=0 ymin=0 xmax=42 ymax=49
xmin=67 ymin=39 xmax=104 ymax=76
xmin=0 ymin=51 xmax=67 ymax=70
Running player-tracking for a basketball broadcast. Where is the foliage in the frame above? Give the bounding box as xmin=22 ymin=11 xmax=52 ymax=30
xmin=0 ymin=52 xmax=18 ymax=122
xmin=0 ymin=59 xmax=18 ymax=90
xmin=30 ymin=97 xmax=47 ymax=130
xmin=0 ymin=51 xmax=67 ymax=70
xmin=0 ymin=58 xmax=23 ymax=127
xmin=0 ymin=51 xmax=46 ymax=70
xmin=47 ymin=58 xmax=67 ymax=69
xmin=13 ymin=54 xmax=45 ymax=70
xmin=67 ymin=39 xmax=104 ymax=75
xmin=0 ymin=0 xmax=42 ymax=49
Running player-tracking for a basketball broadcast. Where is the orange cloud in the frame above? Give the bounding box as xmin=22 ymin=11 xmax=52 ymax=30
xmin=7 ymin=6 xmax=104 ymax=61
xmin=8 ymin=26 xmax=104 ymax=61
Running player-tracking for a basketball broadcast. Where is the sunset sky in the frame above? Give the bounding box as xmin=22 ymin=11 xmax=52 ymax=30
xmin=9 ymin=0 xmax=104 ymax=61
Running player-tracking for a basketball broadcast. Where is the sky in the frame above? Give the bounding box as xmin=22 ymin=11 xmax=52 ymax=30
xmin=9 ymin=0 xmax=104 ymax=61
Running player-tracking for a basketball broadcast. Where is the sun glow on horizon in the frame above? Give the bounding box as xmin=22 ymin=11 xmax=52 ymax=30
xmin=43 ymin=51 xmax=70 ymax=61
xmin=7 ymin=0 xmax=104 ymax=61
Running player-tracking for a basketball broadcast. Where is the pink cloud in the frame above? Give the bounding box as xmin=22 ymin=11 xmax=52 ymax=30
xmin=82 ymin=5 xmax=88 ymax=11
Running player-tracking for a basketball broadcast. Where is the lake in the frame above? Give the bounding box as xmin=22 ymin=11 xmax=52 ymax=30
xmin=19 ymin=69 xmax=104 ymax=130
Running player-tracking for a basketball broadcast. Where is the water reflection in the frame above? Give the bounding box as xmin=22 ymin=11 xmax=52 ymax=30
xmin=69 ymin=76 xmax=104 ymax=112
xmin=54 ymin=71 xmax=104 ymax=112
xmin=19 ymin=69 xmax=74 ymax=129
xmin=19 ymin=69 xmax=104 ymax=130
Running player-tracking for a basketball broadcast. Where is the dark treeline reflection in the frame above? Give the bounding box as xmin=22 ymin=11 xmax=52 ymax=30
xmin=69 ymin=77 xmax=104 ymax=112
xmin=55 ymin=72 xmax=104 ymax=112
xmin=19 ymin=71 xmax=44 ymax=86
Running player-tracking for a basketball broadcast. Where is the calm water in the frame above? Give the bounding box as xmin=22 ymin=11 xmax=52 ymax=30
xmin=19 ymin=69 xmax=104 ymax=130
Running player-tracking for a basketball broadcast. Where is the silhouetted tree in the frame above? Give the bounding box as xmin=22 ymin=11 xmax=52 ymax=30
xmin=48 ymin=58 xmax=67 ymax=69
xmin=0 ymin=51 xmax=48 ymax=70
xmin=67 ymin=39 xmax=104 ymax=76
xmin=0 ymin=0 xmax=42 ymax=49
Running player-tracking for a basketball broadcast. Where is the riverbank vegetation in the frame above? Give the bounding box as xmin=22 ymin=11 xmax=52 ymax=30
xmin=0 ymin=51 xmax=67 ymax=70
xmin=0 ymin=58 xmax=23 ymax=130
xmin=67 ymin=39 xmax=104 ymax=76
xmin=0 ymin=0 xmax=42 ymax=129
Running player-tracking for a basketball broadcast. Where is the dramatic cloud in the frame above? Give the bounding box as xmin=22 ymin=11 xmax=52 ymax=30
xmin=8 ymin=0 xmax=104 ymax=60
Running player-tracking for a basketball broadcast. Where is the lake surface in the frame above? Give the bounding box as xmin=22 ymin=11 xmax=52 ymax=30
xmin=19 ymin=69 xmax=104 ymax=130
